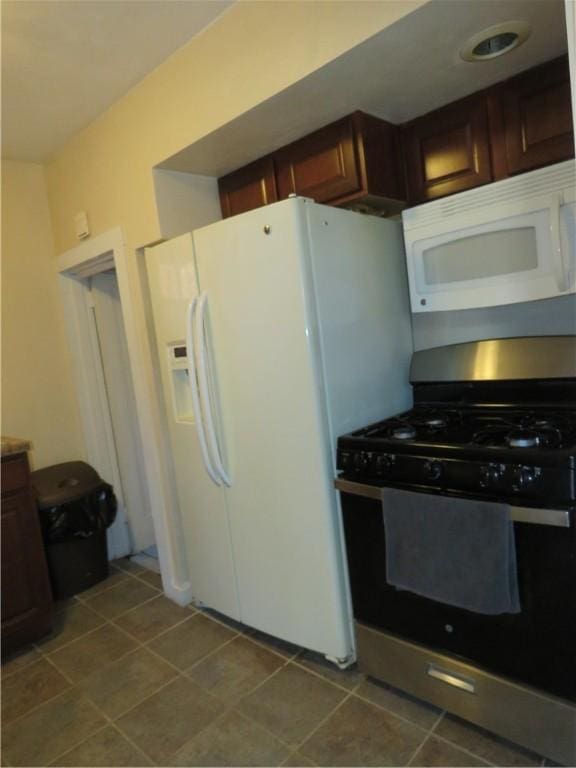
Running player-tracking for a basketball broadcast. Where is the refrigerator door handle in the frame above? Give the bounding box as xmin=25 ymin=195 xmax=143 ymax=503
xmin=186 ymin=298 xmax=222 ymax=486
xmin=196 ymin=292 xmax=231 ymax=487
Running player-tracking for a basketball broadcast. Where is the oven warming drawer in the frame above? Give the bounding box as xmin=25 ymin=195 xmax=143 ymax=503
xmin=356 ymin=622 xmax=576 ymax=766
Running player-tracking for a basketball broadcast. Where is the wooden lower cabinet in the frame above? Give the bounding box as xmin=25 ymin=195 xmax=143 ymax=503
xmin=1 ymin=453 xmax=53 ymax=655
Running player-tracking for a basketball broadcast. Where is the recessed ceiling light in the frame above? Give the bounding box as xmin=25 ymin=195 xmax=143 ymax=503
xmin=460 ymin=21 xmax=531 ymax=62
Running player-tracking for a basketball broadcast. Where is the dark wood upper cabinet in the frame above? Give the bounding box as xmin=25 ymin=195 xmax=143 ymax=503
xmin=1 ymin=453 xmax=53 ymax=656
xmin=218 ymin=156 xmax=278 ymax=219
xmin=275 ymin=112 xmax=405 ymax=207
xmin=218 ymin=58 xmax=573 ymax=216
xmin=219 ymin=112 xmax=405 ymax=219
xmin=403 ymin=94 xmax=493 ymax=203
xmin=275 ymin=116 xmax=360 ymax=203
xmin=488 ymin=56 xmax=574 ymax=178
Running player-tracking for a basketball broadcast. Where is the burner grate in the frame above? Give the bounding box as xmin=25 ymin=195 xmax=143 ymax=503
xmin=471 ymin=417 xmax=565 ymax=450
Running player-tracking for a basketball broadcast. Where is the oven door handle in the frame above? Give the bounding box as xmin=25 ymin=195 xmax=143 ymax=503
xmin=334 ymin=478 xmax=382 ymax=501
xmin=508 ymin=506 xmax=570 ymax=528
xmin=334 ymin=479 xmax=571 ymax=528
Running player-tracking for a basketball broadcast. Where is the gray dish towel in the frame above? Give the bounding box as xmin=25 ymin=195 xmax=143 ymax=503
xmin=382 ymin=488 xmax=521 ymax=615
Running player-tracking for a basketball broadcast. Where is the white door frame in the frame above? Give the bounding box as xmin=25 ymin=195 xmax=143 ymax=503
xmin=57 ymin=226 xmax=192 ymax=605
xmin=67 ymin=266 xmax=133 ymax=560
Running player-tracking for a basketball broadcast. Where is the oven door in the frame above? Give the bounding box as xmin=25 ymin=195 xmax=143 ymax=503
xmin=339 ymin=482 xmax=576 ymax=702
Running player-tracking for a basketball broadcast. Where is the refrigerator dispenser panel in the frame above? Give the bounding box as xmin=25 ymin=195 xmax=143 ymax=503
xmin=167 ymin=343 xmax=193 ymax=422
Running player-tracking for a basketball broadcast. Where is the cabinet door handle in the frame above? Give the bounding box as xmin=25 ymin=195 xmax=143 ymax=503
xmin=427 ymin=664 xmax=476 ymax=694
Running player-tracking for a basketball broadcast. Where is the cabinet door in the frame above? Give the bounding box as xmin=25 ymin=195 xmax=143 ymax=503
xmin=404 ymin=95 xmax=493 ymax=203
xmin=218 ymin=156 xmax=278 ymax=219
xmin=1 ymin=486 xmax=53 ymax=652
xmin=275 ymin=116 xmax=361 ymax=203
xmin=494 ymin=57 xmax=574 ymax=176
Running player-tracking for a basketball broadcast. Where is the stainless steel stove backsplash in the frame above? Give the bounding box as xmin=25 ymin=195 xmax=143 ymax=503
xmin=411 ymin=294 xmax=576 ymax=351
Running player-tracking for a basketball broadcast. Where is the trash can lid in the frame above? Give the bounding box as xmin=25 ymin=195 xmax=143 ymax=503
xmin=31 ymin=461 xmax=106 ymax=509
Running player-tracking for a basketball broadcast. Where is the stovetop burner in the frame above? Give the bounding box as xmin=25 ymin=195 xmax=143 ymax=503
xmin=337 ymin=338 xmax=576 ymax=504
xmin=338 ymin=405 xmax=576 ymax=505
xmin=392 ymin=425 xmax=417 ymax=440
xmin=472 ymin=417 xmax=566 ymax=451
xmin=425 ymin=418 xmax=447 ymax=428
xmin=359 ymin=406 xmax=576 ymax=453
xmin=507 ymin=431 xmax=540 ymax=449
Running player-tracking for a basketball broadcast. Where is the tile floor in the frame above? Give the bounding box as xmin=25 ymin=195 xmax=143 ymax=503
xmin=1 ymin=560 xmax=550 ymax=767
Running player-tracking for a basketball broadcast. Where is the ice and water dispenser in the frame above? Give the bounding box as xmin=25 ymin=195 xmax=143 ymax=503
xmin=167 ymin=343 xmax=194 ymax=421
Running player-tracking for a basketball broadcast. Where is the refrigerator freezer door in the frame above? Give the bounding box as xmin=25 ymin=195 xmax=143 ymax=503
xmin=193 ymin=199 xmax=352 ymax=658
xmin=145 ymin=235 xmax=241 ymax=620
xmin=304 ymin=204 xmax=413 ymax=441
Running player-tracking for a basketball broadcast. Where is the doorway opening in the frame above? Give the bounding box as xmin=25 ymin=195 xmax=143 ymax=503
xmin=60 ymin=264 xmax=156 ymax=565
xmin=57 ymin=226 xmax=193 ymax=604
xmin=87 ymin=269 xmax=156 ymax=561
xmin=56 ymin=234 xmax=157 ymax=577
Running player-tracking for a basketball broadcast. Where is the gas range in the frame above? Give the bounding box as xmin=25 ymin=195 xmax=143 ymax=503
xmin=337 ymin=401 xmax=576 ymax=506
xmin=336 ymin=336 xmax=576 ymax=764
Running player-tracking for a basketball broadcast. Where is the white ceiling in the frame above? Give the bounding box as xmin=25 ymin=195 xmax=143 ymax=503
xmin=162 ymin=0 xmax=568 ymax=176
xmin=1 ymin=0 xmax=233 ymax=162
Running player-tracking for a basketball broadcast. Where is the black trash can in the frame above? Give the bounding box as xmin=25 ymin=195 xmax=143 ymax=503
xmin=31 ymin=462 xmax=117 ymax=599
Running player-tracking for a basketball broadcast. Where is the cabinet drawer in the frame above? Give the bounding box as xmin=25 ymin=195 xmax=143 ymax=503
xmin=356 ymin=622 xmax=576 ymax=766
xmin=1 ymin=455 xmax=29 ymax=494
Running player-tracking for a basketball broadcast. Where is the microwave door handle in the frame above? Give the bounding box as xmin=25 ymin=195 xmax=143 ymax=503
xmin=196 ymin=292 xmax=231 ymax=487
xmin=550 ymin=193 xmax=568 ymax=292
xmin=186 ymin=298 xmax=221 ymax=486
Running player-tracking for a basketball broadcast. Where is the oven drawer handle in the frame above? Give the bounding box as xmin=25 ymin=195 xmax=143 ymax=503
xmin=334 ymin=479 xmax=570 ymax=528
xmin=427 ymin=664 xmax=476 ymax=694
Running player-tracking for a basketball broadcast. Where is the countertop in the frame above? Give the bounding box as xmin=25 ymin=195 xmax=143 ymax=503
xmin=1 ymin=436 xmax=32 ymax=457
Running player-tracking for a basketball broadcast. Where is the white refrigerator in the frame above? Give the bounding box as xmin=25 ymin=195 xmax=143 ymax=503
xmin=145 ymin=197 xmax=413 ymax=662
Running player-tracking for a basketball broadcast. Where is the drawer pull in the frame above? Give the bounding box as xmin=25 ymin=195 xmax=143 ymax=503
xmin=427 ymin=664 xmax=476 ymax=694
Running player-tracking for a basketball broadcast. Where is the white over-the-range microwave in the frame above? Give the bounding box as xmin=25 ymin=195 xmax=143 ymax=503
xmin=401 ymin=160 xmax=576 ymax=313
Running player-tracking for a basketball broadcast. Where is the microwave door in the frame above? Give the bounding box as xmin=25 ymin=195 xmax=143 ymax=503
xmin=560 ymin=198 xmax=576 ymax=292
xmin=407 ymin=196 xmax=576 ymax=313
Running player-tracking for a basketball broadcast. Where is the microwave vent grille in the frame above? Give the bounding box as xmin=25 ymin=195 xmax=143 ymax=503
xmin=402 ymin=160 xmax=575 ymax=230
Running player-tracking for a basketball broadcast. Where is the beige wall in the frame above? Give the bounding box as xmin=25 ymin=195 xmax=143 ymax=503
xmin=1 ymin=2 xmax=422 ymax=482
xmin=1 ymin=160 xmax=85 ymax=469
xmin=45 ymin=0 xmax=423 ymax=256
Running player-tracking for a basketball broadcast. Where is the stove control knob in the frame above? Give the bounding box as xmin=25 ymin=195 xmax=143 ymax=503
xmin=424 ymin=460 xmax=443 ymax=480
xmin=480 ymin=463 xmax=505 ymax=487
xmin=373 ymin=453 xmax=395 ymax=477
xmin=338 ymin=451 xmax=352 ymax=471
xmin=354 ymin=451 xmax=371 ymax=472
xmin=512 ymin=465 xmax=542 ymax=490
